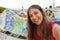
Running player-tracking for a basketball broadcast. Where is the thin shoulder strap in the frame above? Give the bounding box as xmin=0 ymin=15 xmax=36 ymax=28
xmin=49 ymin=22 xmax=55 ymax=30
xmin=49 ymin=22 xmax=56 ymax=40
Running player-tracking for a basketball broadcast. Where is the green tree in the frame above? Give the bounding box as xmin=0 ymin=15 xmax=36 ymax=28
xmin=0 ymin=7 xmax=6 ymax=14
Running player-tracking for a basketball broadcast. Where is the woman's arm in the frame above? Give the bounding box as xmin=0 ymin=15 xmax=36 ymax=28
xmin=52 ymin=24 xmax=60 ymax=40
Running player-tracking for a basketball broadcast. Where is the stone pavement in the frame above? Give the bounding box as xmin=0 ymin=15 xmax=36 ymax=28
xmin=0 ymin=32 xmax=26 ymax=40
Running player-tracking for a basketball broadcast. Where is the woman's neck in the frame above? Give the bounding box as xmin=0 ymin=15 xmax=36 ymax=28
xmin=36 ymin=26 xmax=40 ymax=36
xmin=36 ymin=25 xmax=41 ymax=30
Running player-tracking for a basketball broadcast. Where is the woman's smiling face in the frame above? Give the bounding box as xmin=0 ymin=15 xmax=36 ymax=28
xmin=29 ymin=8 xmax=43 ymax=26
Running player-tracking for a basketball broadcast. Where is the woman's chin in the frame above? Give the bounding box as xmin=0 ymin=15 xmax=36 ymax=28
xmin=36 ymin=23 xmax=40 ymax=26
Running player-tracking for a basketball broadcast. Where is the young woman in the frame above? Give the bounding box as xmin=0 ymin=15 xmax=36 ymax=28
xmin=27 ymin=5 xmax=60 ymax=40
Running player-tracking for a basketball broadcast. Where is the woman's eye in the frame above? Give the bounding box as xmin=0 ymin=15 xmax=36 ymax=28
xmin=29 ymin=15 xmax=33 ymax=18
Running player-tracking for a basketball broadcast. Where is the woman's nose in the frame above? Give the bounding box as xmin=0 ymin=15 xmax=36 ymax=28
xmin=32 ymin=15 xmax=36 ymax=19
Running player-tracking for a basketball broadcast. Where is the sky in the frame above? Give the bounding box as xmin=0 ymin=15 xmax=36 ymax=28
xmin=0 ymin=0 xmax=60 ymax=9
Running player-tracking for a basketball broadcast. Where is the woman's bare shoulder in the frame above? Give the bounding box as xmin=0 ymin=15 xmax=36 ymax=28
xmin=52 ymin=24 xmax=60 ymax=40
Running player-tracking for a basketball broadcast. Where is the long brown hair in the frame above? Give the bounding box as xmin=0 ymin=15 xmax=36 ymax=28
xmin=27 ymin=5 xmax=51 ymax=40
